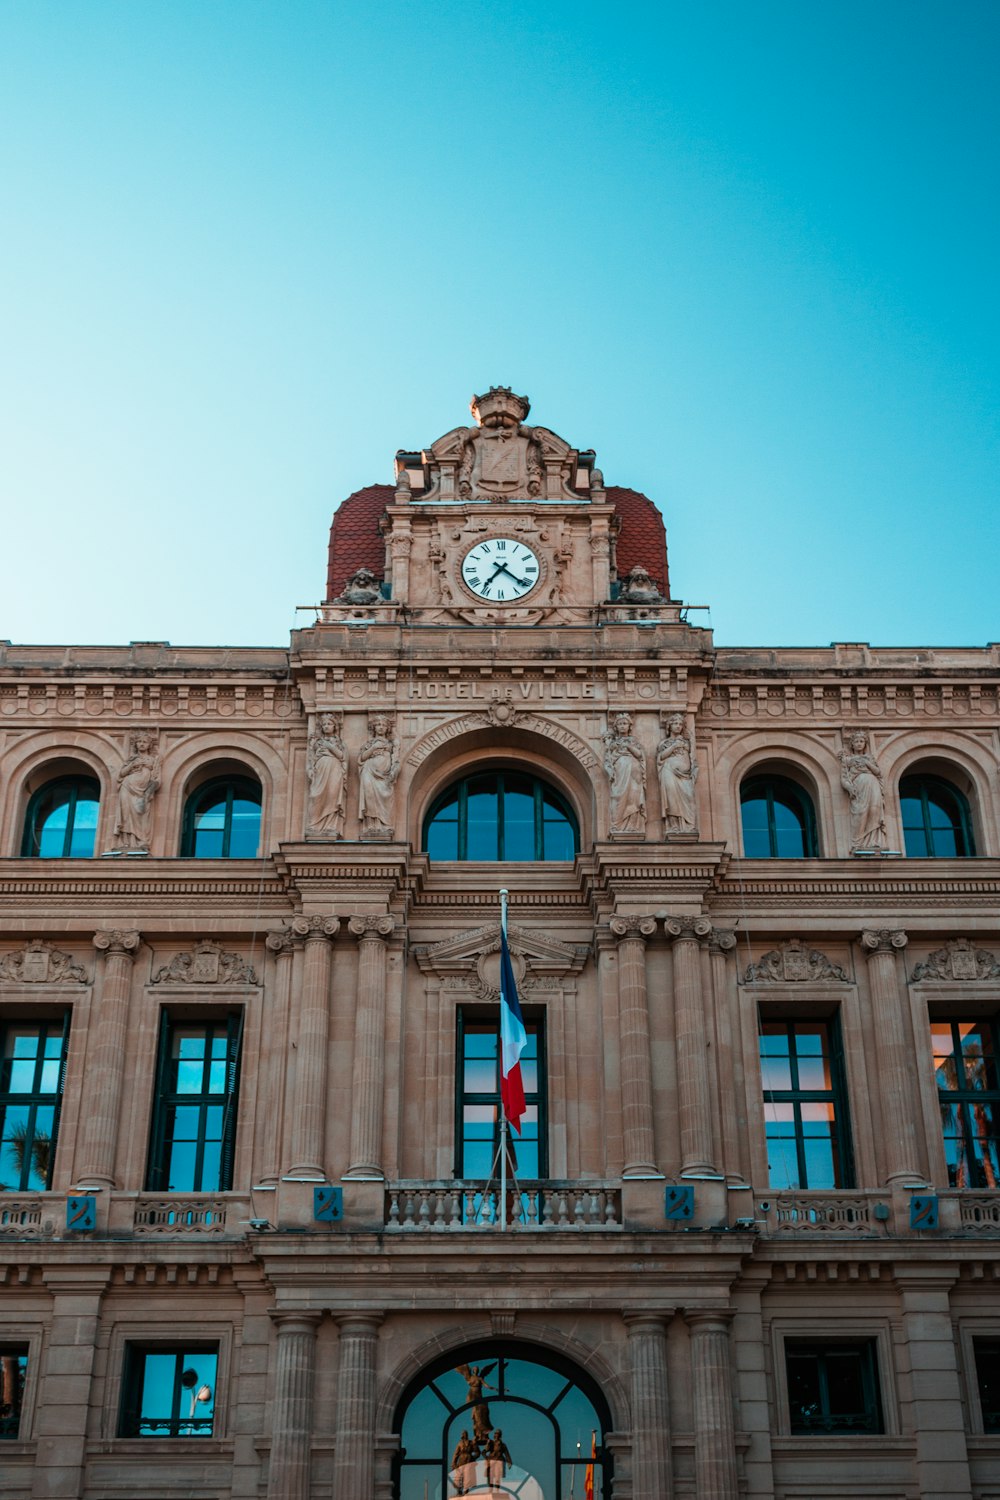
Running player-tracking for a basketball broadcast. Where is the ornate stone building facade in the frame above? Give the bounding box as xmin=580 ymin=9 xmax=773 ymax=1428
xmin=1 ymin=388 xmax=999 ymax=1498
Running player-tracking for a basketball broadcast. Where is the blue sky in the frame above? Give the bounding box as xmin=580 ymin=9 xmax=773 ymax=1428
xmin=1 ymin=1 xmax=997 ymax=647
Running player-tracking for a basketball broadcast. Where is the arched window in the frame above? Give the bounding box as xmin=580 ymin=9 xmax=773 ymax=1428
xmin=181 ymin=776 xmax=262 ymax=858
xmin=394 ymin=1342 xmax=612 ymax=1498
xmin=22 ymin=776 xmax=101 ymax=857
xmin=900 ymin=774 xmax=975 ymax=857
xmin=423 ymin=772 xmax=578 ymax=861
xmin=740 ymin=774 xmax=818 ymax=858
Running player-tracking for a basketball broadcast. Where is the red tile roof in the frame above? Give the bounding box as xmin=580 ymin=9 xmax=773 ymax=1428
xmin=325 ymin=483 xmax=669 ymax=601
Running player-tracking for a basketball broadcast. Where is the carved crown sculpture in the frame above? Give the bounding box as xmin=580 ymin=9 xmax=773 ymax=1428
xmin=470 ymin=386 xmax=531 ymax=426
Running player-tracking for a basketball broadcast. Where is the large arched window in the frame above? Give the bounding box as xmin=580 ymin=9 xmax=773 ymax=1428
xmin=423 ymin=772 xmax=578 ymax=861
xmin=394 ymin=1342 xmax=612 ymax=1498
xmin=21 ymin=776 xmax=101 ymax=857
xmin=900 ymin=774 xmax=975 ymax=857
xmin=181 ymin=775 xmax=262 ymax=858
xmin=740 ymin=774 xmax=818 ymax=858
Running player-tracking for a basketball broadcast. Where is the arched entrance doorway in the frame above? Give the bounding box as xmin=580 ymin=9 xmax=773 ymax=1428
xmin=393 ymin=1340 xmax=612 ymax=1498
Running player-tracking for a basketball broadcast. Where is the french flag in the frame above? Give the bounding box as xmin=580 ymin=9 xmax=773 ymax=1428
xmin=499 ymin=927 xmax=527 ymax=1134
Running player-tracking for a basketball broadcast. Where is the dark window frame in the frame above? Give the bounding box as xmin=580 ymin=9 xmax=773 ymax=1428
xmin=145 ymin=1011 xmax=243 ymax=1193
xmin=0 ymin=1014 xmax=70 ymax=1192
xmin=974 ymin=1337 xmax=1000 ymax=1434
xmin=784 ymin=1339 xmax=884 ymax=1435
xmin=180 ymin=775 xmax=262 ymax=859
xmin=740 ymin=774 xmax=819 ymax=859
xmin=455 ymin=1008 xmax=547 ymax=1181
xmin=900 ymin=773 xmax=975 ymax=858
xmin=423 ymin=771 xmax=579 ymax=862
xmin=931 ymin=1015 xmax=1000 ymax=1189
xmin=118 ymin=1343 xmax=218 ymax=1438
xmin=759 ymin=1014 xmax=855 ymax=1190
xmin=0 ymin=1346 xmax=28 ymax=1439
xmin=21 ymin=776 xmax=101 ymax=858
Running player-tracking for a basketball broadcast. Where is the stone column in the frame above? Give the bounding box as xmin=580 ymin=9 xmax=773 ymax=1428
xmin=665 ymin=916 xmax=716 ymax=1176
xmin=610 ymin=917 xmax=658 ymax=1176
xmin=346 ymin=916 xmax=394 ymax=1179
xmin=31 ymin=1269 xmax=109 ymax=1499
xmin=331 ymin=1313 xmax=383 ymax=1500
xmin=259 ymin=930 xmax=295 ymax=1185
xmin=624 ymin=1312 xmax=673 ymax=1499
xmin=76 ymin=929 xmax=141 ymax=1187
xmin=287 ymin=916 xmax=339 ymax=1178
xmin=267 ymin=1312 xmax=322 ymax=1500
xmin=708 ymin=929 xmax=746 ymax=1183
xmin=895 ymin=1268 xmax=971 ymax=1499
xmin=859 ymin=929 xmax=922 ymax=1184
xmin=686 ymin=1310 xmax=739 ymax=1500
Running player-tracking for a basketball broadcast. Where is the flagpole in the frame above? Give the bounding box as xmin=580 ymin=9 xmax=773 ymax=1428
xmin=499 ymin=887 xmax=509 ymax=1233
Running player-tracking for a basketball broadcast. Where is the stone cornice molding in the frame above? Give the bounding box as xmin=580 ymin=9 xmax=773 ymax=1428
xmin=609 ymin=915 xmax=657 ymax=943
xmin=860 ymin=928 xmax=908 ymax=956
xmin=93 ymin=928 xmax=141 ymax=957
xmin=348 ymin=915 xmax=395 ymax=942
xmin=291 ymin=915 xmax=341 ymax=942
xmin=663 ymin=914 xmax=713 ymax=943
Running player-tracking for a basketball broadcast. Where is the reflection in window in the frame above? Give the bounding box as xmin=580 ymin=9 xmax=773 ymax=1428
xmin=759 ymin=1018 xmax=853 ymax=1189
xmin=0 ymin=1348 xmax=28 ymax=1438
xmin=975 ymin=1338 xmax=1000 ymax=1434
xmin=424 ymin=773 xmax=577 ymax=861
xmin=395 ymin=1346 xmax=610 ymax=1499
xmin=0 ymin=1017 xmax=69 ymax=1192
xmin=931 ymin=1018 xmax=1000 ymax=1188
xmin=21 ymin=777 xmax=100 ymax=857
xmin=458 ymin=1014 xmax=544 ymax=1181
xmin=740 ymin=776 xmax=818 ymax=858
xmin=181 ymin=776 xmax=261 ymax=858
xmin=146 ymin=1014 xmax=242 ymax=1193
xmin=900 ymin=775 xmax=974 ymax=857
xmin=119 ymin=1345 xmax=217 ymax=1437
xmin=785 ymin=1341 xmax=883 ymax=1434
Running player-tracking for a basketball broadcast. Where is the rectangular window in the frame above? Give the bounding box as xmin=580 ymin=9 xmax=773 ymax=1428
xmin=931 ymin=1018 xmax=1000 ymax=1188
xmin=974 ymin=1339 xmax=1000 ymax=1434
xmin=785 ymin=1340 xmax=883 ymax=1434
xmin=0 ymin=1016 xmax=69 ymax=1192
xmin=119 ymin=1345 xmax=217 ymax=1437
xmin=0 ymin=1348 xmax=28 ymax=1438
xmin=759 ymin=1017 xmax=853 ymax=1189
xmin=456 ymin=1011 xmax=546 ymax=1180
xmin=146 ymin=1013 xmax=242 ymax=1192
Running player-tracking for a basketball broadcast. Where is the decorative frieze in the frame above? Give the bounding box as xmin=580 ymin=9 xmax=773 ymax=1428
xmin=0 ymin=940 xmax=88 ymax=984
xmin=911 ymin=938 xmax=1000 ymax=982
xmin=151 ymin=939 xmax=259 ymax=986
xmin=743 ymin=939 xmax=848 ymax=984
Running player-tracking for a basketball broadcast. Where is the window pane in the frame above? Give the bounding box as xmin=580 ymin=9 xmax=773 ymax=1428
xmin=542 ymin=816 xmax=576 ymax=860
xmin=67 ymin=797 xmax=99 ymax=857
xmin=975 ymin=1340 xmax=1000 ymax=1434
xmin=466 ymin=783 xmax=499 ymax=861
xmin=424 ymin=774 xmax=577 ymax=862
xmin=227 ymin=798 xmax=260 ymax=857
xmin=426 ymin=818 xmax=458 ymax=860
xmin=192 ymin=803 xmax=226 ymax=858
xmin=503 ymin=786 xmax=535 ymax=860
xmin=0 ymin=1349 xmax=28 ymax=1438
xmin=741 ymin=795 xmax=772 ymax=857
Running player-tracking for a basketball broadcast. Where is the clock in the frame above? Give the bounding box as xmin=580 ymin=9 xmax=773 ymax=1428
xmin=460 ymin=538 xmax=541 ymax=602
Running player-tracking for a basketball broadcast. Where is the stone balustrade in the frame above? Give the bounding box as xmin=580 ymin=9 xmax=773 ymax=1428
xmin=385 ymin=1180 xmax=622 ymax=1230
xmin=754 ymin=1190 xmax=885 ymax=1235
xmin=132 ymin=1195 xmax=233 ymax=1233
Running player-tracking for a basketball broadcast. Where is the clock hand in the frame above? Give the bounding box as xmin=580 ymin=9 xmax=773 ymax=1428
xmin=492 ymin=560 xmax=530 ymax=587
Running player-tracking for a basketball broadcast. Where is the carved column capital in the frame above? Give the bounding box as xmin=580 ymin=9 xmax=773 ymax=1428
xmin=265 ymin=928 xmax=297 ymax=954
xmin=707 ymin=927 xmax=737 ymax=954
xmin=348 ymin=915 xmax=395 ymax=943
xmin=334 ymin=1311 xmax=385 ymax=1336
xmin=270 ymin=1309 xmax=323 ymax=1332
xmin=92 ymin=929 xmax=141 ymax=956
xmin=860 ymin=927 xmax=908 ymax=955
xmin=291 ymin=915 xmax=341 ymax=942
xmin=664 ymin=914 xmax=713 ymax=943
xmin=623 ymin=1310 xmax=672 ymax=1333
xmin=609 ymin=915 xmax=657 ymax=942
xmin=683 ymin=1306 xmax=736 ymax=1331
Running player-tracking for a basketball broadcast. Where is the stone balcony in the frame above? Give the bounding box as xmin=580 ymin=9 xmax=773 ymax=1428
xmin=385 ymin=1180 xmax=623 ymax=1230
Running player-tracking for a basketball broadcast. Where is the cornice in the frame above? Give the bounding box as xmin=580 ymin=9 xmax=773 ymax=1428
xmin=710 ymin=858 xmax=1000 ymax=914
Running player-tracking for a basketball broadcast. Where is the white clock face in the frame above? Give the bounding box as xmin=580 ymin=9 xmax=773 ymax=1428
xmin=461 ymin=539 xmax=540 ymax=602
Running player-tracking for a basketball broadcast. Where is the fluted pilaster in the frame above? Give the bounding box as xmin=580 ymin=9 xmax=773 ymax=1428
xmin=267 ymin=1313 xmax=322 ymax=1500
xmin=859 ymin=928 xmax=922 ymax=1184
xmin=687 ymin=1310 xmax=739 ymax=1500
xmin=260 ymin=930 xmax=295 ymax=1185
xmin=77 ymin=930 xmax=141 ymax=1186
xmin=624 ymin=1312 xmax=673 ymax=1499
xmin=665 ymin=915 xmax=716 ymax=1175
xmin=346 ymin=916 xmax=394 ymax=1179
xmin=331 ymin=1313 xmax=383 ymax=1500
xmin=610 ymin=917 xmax=658 ymax=1176
xmin=287 ymin=916 xmax=339 ymax=1178
xmin=708 ymin=929 xmax=745 ymax=1182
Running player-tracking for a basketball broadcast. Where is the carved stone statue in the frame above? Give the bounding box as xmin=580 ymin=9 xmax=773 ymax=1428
xmin=358 ymin=713 xmax=399 ymax=838
xmin=619 ymin=564 xmax=665 ymax=604
xmin=306 ymin=713 xmax=347 ymax=838
xmin=603 ymin=712 xmax=646 ymax=837
xmin=337 ymin=567 xmax=383 ymax=605
xmin=450 ymin=1429 xmax=478 ymax=1494
xmin=458 ymin=387 xmax=544 ymax=500
xmin=656 ymin=712 xmax=698 ymax=835
xmin=112 ymin=732 xmax=161 ymax=853
xmin=839 ymin=728 xmax=887 ymax=852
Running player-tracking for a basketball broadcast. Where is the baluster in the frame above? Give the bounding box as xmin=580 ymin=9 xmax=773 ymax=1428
xmin=418 ymin=1190 xmax=431 ymax=1229
xmin=433 ymin=1191 xmax=446 ymax=1229
xmin=542 ymin=1189 xmax=554 ymax=1227
xmin=388 ymin=1191 xmax=400 ymax=1227
xmin=574 ymin=1193 xmax=585 ymax=1226
xmin=557 ymin=1192 xmax=570 ymax=1226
